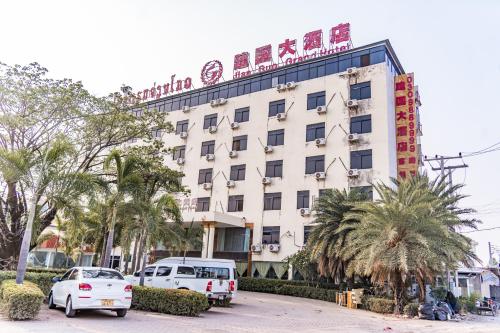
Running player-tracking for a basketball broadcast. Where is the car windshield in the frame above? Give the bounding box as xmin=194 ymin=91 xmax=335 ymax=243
xmin=82 ymin=269 xmax=124 ymax=280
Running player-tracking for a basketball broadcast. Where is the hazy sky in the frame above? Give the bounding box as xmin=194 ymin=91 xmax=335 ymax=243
xmin=1 ymin=0 xmax=499 ymax=264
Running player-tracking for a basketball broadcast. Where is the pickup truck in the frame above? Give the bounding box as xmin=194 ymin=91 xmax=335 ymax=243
xmin=126 ymin=263 xmax=232 ymax=303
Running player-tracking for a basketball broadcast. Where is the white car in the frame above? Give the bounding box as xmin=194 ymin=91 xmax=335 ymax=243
xmin=48 ymin=267 xmax=132 ymax=318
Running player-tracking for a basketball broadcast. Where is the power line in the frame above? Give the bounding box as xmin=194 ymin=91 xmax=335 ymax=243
xmin=460 ymin=226 xmax=500 ymax=234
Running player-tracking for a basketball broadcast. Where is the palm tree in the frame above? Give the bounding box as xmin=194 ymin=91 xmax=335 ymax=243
xmin=307 ymin=188 xmax=367 ymax=283
xmin=173 ymin=221 xmax=203 ymax=262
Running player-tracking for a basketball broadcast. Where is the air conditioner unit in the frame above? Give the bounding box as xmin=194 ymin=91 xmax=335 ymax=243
xmin=264 ymin=145 xmax=273 ymax=153
xmin=300 ymin=208 xmax=311 ymax=217
xmin=347 ymin=169 xmax=360 ymax=178
xmin=347 ymin=133 xmax=360 ymax=142
xmin=206 ymin=154 xmax=215 ymax=161
xmin=226 ymin=180 xmax=235 ymax=188
xmin=269 ymin=244 xmax=280 ymax=252
xmin=179 ymin=131 xmax=188 ymax=139
xmin=230 ymin=122 xmax=239 ymax=130
xmin=276 ymin=112 xmax=287 ymax=121
xmin=202 ymin=182 xmax=212 ymax=190
xmin=315 ymin=138 xmax=326 ymax=146
xmin=251 ymin=244 xmax=262 ymax=253
xmin=182 ymin=105 xmax=191 ymax=113
xmin=276 ymin=84 xmax=287 ymax=92
xmin=229 ymin=150 xmax=238 ymax=158
xmin=176 ymin=157 xmax=185 ymax=165
xmin=316 ymin=105 xmax=327 ymax=114
xmin=315 ymin=172 xmax=326 ymax=180
xmin=210 ymin=99 xmax=218 ymax=107
xmin=347 ymin=99 xmax=358 ymax=108
xmin=346 ymin=67 xmax=358 ymax=75
xmin=217 ymin=98 xmax=227 ymax=105
xmin=208 ymin=126 xmax=217 ymax=134
xmin=262 ymin=177 xmax=272 ymax=185
xmin=286 ymin=81 xmax=297 ymax=90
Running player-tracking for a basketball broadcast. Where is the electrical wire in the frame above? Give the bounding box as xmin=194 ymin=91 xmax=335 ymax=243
xmin=459 ymin=226 xmax=500 ymax=234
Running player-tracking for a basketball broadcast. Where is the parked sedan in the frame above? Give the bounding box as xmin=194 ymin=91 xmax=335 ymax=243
xmin=48 ymin=267 xmax=132 ymax=318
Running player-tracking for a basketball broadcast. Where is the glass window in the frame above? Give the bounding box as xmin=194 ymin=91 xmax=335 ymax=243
xmin=228 ymin=195 xmax=244 ymax=212
xmin=265 ymin=160 xmax=283 ymax=177
xmin=307 ymin=91 xmax=326 ymax=110
xmin=82 ymin=269 xmax=124 ymax=280
xmin=352 ymin=186 xmax=374 ymax=201
xmin=171 ymin=98 xmax=180 ymax=111
xmin=230 ymin=164 xmax=246 ymax=181
xmin=350 ymin=149 xmax=372 ymax=169
xmin=304 ymin=226 xmax=313 ymax=244
xmin=234 ymin=107 xmax=249 ymax=123
xmin=194 ymin=267 xmax=230 ymax=279
xmin=305 ymin=155 xmax=325 ymax=174
xmin=68 ymin=269 xmax=79 ymax=280
xmin=177 ymin=266 xmax=195 ymax=275
xmin=172 ymin=145 xmax=186 ymax=160
xmin=201 ymin=141 xmax=215 ymax=156
xmin=262 ymin=226 xmax=280 ymax=244
xmin=325 ymin=59 xmax=339 ymax=75
xmin=232 ymin=135 xmax=247 ymax=151
xmin=350 ymin=115 xmax=372 ymax=134
xmin=198 ymin=168 xmax=213 ymax=184
xmin=297 ymin=64 xmax=309 ymax=81
xmin=339 ymin=54 xmax=352 ymax=72
xmin=133 ymin=266 xmax=155 ymax=277
xmin=228 ymin=84 xmax=238 ymax=98
xmin=251 ymin=78 xmax=261 ymax=93
xmin=156 ymin=266 xmax=172 ymax=277
xmin=297 ymin=190 xmax=310 ymax=209
xmin=60 ymin=269 xmax=73 ymax=281
xmin=196 ymin=197 xmax=210 ymax=212
xmin=176 ymin=120 xmax=189 ymax=134
xmin=199 ymin=92 xmax=208 ymax=105
xmin=204 ymin=113 xmax=218 ymax=129
xmin=267 ymin=129 xmax=285 ymax=146
xmin=306 ymin=122 xmax=325 ymax=141
xmin=361 ymin=54 xmax=370 ymax=67
xmin=269 ymin=100 xmax=285 ymax=117
xmin=370 ymin=50 xmax=385 ymax=65
xmin=261 ymin=74 xmax=272 ymax=90
xmin=263 ymin=193 xmax=281 ymax=211
xmin=350 ymin=81 xmax=371 ymax=100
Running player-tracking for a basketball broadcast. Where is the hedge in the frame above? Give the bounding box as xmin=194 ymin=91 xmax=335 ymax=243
xmin=0 ymin=271 xmax=54 ymax=296
xmin=132 ymin=286 xmax=208 ymax=316
xmin=364 ymin=297 xmax=395 ymax=314
xmin=0 ymin=280 xmax=44 ymax=320
xmin=403 ymin=303 xmax=419 ymax=317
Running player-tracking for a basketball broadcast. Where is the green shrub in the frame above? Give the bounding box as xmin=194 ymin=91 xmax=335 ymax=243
xmin=238 ymin=277 xmax=343 ymax=292
xmin=132 ymin=286 xmax=208 ymax=316
xmin=365 ymin=297 xmax=395 ymax=314
xmin=26 ymin=267 xmax=68 ymax=275
xmin=0 ymin=271 xmax=54 ymax=296
xmin=0 ymin=280 xmax=44 ymax=320
xmin=403 ymin=303 xmax=419 ymax=317
xmin=458 ymin=292 xmax=481 ymax=313
xmin=430 ymin=286 xmax=447 ymax=301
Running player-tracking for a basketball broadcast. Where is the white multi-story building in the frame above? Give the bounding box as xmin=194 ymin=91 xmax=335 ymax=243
xmin=136 ymin=40 xmax=418 ymax=279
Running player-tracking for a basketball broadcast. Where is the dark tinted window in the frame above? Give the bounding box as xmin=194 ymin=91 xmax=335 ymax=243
xmin=177 ymin=266 xmax=195 ymax=275
xmin=297 ymin=190 xmax=310 ymax=209
xmin=264 ymin=192 xmax=281 ymax=210
xmin=307 ymin=91 xmax=326 ymax=110
xmin=262 ymin=226 xmax=280 ymax=244
xmin=305 ymin=155 xmax=325 ymax=174
xmin=306 ymin=123 xmax=325 ymax=141
xmin=198 ymin=168 xmax=213 ymax=184
xmin=350 ymin=82 xmax=371 ymax=100
xmin=267 ymin=129 xmax=284 ymax=146
xmin=173 ymin=146 xmax=186 ymax=160
xmin=232 ymin=135 xmax=247 ymax=151
xmin=304 ymin=226 xmax=313 ymax=244
xmin=133 ymin=266 xmax=155 ymax=277
xmin=353 ymin=186 xmax=374 ymax=201
xmin=265 ymin=160 xmax=283 ymax=177
xmin=201 ymin=140 xmax=215 ymax=156
xmin=194 ymin=267 xmax=230 ymax=279
xmin=350 ymin=115 xmax=372 ymax=134
xmin=351 ymin=149 xmax=372 ymax=169
xmin=234 ymin=107 xmax=249 ymax=123
xmin=230 ymin=164 xmax=246 ymax=181
xmin=196 ymin=197 xmax=210 ymax=212
xmin=269 ymin=100 xmax=285 ymax=117
xmin=228 ymin=195 xmax=244 ymax=212
xmin=156 ymin=266 xmax=172 ymax=277
xmin=176 ymin=120 xmax=189 ymax=134
xmin=204 ymin=113 xmax=218 ymax=129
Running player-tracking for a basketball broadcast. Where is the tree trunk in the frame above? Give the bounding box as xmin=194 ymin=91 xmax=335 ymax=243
xmin=393 ymin=274 xmax=405 ymax=315
xmin=102 ymin=204 xmax=117 ymax=268
xmin=139 ymin=233 xmax=149 ymax=287
xmin=99 ymin=231 xmax=108 ymax=267
xmin=130 ymin=234 xmax=140 ymax=274
xmin=135 ymin=232 xmax=144 ymax=272
xmin=417 ymin=276 xmax=426 ymax=303
xmin=15 ymin=195 xmax=38 ymax=284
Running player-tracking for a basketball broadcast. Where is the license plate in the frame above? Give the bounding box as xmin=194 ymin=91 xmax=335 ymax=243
xmin=101 ymin=299 xmax=114 ymax=307
xmin=218 ymin=295 xmax=225 ymax=300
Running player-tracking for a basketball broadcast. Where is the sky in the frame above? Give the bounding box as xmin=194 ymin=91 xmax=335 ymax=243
xmin=1 ymin=0 xmax=499 ymax=264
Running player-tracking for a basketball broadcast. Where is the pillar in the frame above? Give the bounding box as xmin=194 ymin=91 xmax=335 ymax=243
xmin=288 ymin=263 xmax=293 ymax=280
xmin=207 ymin=224 xmax=215 ymax=259
xmin=201 ymin=224 xmax=209 ymax=258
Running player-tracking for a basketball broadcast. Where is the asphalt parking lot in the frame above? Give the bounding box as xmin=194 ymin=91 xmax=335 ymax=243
xmin=1 ymin=291 xmax=499 ymax=333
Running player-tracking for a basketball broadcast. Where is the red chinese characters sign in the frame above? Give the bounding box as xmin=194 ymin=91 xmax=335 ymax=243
xmin=395 ymin=73 xmax=418 ymax=179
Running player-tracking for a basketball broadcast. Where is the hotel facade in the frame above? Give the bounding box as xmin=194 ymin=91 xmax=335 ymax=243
xmin=131 ymin=39 xmax=422 ymax=279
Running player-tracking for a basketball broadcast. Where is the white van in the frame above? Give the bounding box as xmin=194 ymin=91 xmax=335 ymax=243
xmin=126 ymin=264 xmax=201 ymax=290
xmin=155 ymin=257 xmax=238 ymax=302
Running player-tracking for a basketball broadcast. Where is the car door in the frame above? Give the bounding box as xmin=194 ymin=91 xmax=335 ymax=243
xmin=63 ymin=269 xmax=79 ymax=301
xmin=143 ymin=266 xmax=156 ymax=287
xmin=53 ymin=269 xmax=73 ymax=304
xmin=151 ymin=266 xmax=173 ymax=289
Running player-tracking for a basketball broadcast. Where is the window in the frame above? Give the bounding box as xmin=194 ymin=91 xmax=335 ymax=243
xmin=195 ymin=267 xmax=230 ymax=279
xmin=350 ymin=115 xmax=372 ymax=134
xmin=156 ymin=266 xmax=172 ymax=277
xmin=352 ymin=186 xmax=374 ymax=201
xmin=319 ymin=188 xmax=332 ymax=198
xmin=196 ymin=197 xmax=210 ymax=212
xmin=151 ymin=128 xmax=163 ymax=138
xmin=307 ymin=91 xmax=326 ymax=110
xmin=234 ymin=107 xmax=249 ymax=123
xmin=198 ymin=168 xmax=213 ymax=184
xmin=304 ymin=226 xmax=313 ymax=244
xmin=361 ymin=54 xmax=370 ymax=67
xmin=68 ymin=269 xmax=79 ymax=280
xmin=177 ymin=266 xmax=195 ymax=275
xmin=201 ymin=140 xmax=215 ymax=156
xmin=305 ymin=155 xmax=325 ymax=174
xmin=297 ymin=190 xmax=310 ymax=209
xmin=60 ymin=269 xmax=73 ymax=281
xmin=134 ymin=266 xmax=155 ymax=277
xmin=269 ymin=100 xmax=285 ymax=117
xmin=230 ymin=164 xmax=246 ymax=181
xmin=267 ymin=129 xmax=285 ymax=146
xmin=262 ymin=226 xmax=280 ymax=244
xmin=232 ymin=135 xmax=247 ymax=151
xmin=265 ymin=160 xmax=283 ymax=177
xmin=176 ymin=120 xmax=189 ymax=134
xmin=350 ymin=149 xmax=372 ymax=169
xmin=203 ymin=113 xmax=218 ymax=129
xmin=228 ymin=195 xmax=244 ymax=212
xmin=172 ymin=145 xmax=186 ymax=160
xmin=82 ymin=269 xmax=124 ymax=280
xmin=350 ymin=81 xmax=371 ymax=100
xmin=306 ymin=123 xmax=325 ymax=141
xmin=264 ymin=192 xmax=281 ymax=210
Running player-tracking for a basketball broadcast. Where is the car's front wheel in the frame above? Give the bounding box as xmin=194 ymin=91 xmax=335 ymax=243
xmin=48 ymin=292 xmax=56 ymax=309
xmin=65 ymin=296 xmax=76 ymax=318
xmin=116 ymin=309 xmax=127 ymax=317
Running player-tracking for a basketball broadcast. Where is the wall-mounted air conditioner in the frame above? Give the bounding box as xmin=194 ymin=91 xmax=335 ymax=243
xmin=206 ymin=154 xmax=215 ymax=161
xmin=180 ymin=131 xmax=188 ymax=139
xmin=203 ymin=182 xmax=212 ymax=190
xmin=229 ymin=150 xmax=238 ymax=158
xmin=269 ymin=244 xmax=280 ymax=252
xmin=315 ymin=172 xmax=326 ymax=180
xmin=315 ymin=138 xmax=326 ymax=146
xmin=176 ymin=158 xmax=185 ymax=165
xmin=347 ymin=99 xmax=358 ymax=108
xmin=276 ymin=112 xmax=287 ymax=121
xmin=226 ymin=180 xmax=235 ymax=188
xmin=316 ymin=105 xmax=327 ymax=114
xmin=262 ymin=177 xmax=272 ymax=185
xmin=230 ymin=122 xmax=239 ymax=130
xmin=300 ymin=208 xmax=311 ymax=216
xmin=348 ymin=133 xmax=360 ymax=142
xmin=347 ymin=169 xmax=360 ymax=178
xmin=264 ymin=145 xmax=273 ymax=153
xmin=208 ymin=126 xmax=217 ymax=134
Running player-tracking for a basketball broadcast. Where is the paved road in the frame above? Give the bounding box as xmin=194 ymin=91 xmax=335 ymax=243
xmin=1 ymin=291 xmax=499 ymax=333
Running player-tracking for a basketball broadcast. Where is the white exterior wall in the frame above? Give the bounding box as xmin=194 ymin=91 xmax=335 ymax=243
xmin=159 ymin=61 xmax=397 ymax=263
